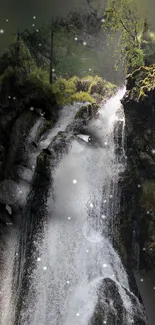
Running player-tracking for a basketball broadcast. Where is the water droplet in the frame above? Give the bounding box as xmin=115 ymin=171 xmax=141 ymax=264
xmin=101 ymin=215 xmax=106 ymax=219
xmin=103 ymin=200 xmax=107 ymax=203
xmin=104 ymin=142 xmax=108 ymax=146
xmin=73 ymin=179 xmax=77 ymax=184
xmin=86 ymin=249 xmax=89 ymax=253
xmin=109 ymin=195 xmax=113 ymax=198
xmin=66 ymin=280 xmax=70 ymax=284
xmin=90 ymin=203 xmax=94 ymax=208
xmin=152 ymin=149 xmax=155 ymax=154
xmin=0 ymin=29 xmax=4 ymax=34
xmin=140 ymin=278 xmax=144 ymax=282
xmin=37 ymin=257 xmax=41 ymax=262
xmin=43 ymin=266 xmax=47 ymax=271
xmin=30 ymin=107 xmax=34 ymax=111
xmin=6 ymin=19 xmax=9 ymax=22
xmin=68 ymin=217 xmax=71 ymax=220
xmin=83 ymin=41 xmax=87 ymax=46
xmin=137 ymin=184 xmax=141 ymax=188
xmin=74 ymin=37 xmax=78 ymax=41
xmin=76 ymin=313 xmax=80 ymax=317
xmin=103 ymin=264 xmax=107 ymax=268
xmin=33 ymin=16 xmax=36 ymax=19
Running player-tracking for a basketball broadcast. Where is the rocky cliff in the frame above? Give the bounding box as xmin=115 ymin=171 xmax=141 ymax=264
xmin=120 ymin=66 xmax=155 ymax=271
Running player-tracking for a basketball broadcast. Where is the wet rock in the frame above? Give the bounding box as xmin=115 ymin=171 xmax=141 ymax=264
xmin=90 ymin=278 xmax=148 ymax=325
xmin=120 ymin=66 xmax=155 ymax=271
xmin=75 ymin=102 xmax=99 ymax=120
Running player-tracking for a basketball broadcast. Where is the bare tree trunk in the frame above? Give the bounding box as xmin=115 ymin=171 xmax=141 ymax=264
xmin=16 ymin=28 xmax=21 ymax=68
xmin=49 ymin=23 xmax=54 ymax=84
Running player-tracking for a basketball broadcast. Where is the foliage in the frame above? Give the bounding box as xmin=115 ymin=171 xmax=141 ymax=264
xmin=0 ymin=39 xmax=36 ymax=76
xmin=126 ymin=65 xmax=155 ymax=101
xmin=71 ymin=91 xmax=95 ymax=103
xmin=0 ymin=40 xmax=56 ymax=118
xmin=52 ymin=75 xmax=116 ymax=105
xmin=21 ymin=24 xmax=100 ymax=79
xmin=19 ymin=14 xmax=125 ymax=85
xmin=89 ymin=75 xmax=117 ymax=97
xmin=103 ymin=0 xmax=145 ymax=73
xmin=141 ymin=27 xmax=155 ymax=66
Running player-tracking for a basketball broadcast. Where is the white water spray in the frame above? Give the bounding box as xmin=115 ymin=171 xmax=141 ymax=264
xmin=2 ymin=90 xmax=146 ymax=324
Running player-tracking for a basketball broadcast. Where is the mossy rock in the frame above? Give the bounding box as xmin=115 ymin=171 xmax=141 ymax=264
xmin=89 ymin=76 xmax=104 ymax=95
xmin=88 ymin=76 xmax=116 ymax=97
xmin=75 ymin=102 xmax=99 ymax=120
xmin=126 ymin=65 xmax=155 ymax=102
xmin=52 ymin=75 xmax=116 ymax=105
xmin=77 ymin=76 xmax=93 ymax=92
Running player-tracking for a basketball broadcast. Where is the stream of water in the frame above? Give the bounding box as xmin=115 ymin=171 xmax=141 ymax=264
xmin=1 ymin=89 xmax=147 ymax=325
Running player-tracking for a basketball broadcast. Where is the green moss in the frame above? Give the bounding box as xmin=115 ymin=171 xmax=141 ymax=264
xmin=88 ymin=76 xmax=116 ymax=98
xmin=71 ymin=91 xmax=95 ymax=103
xmin=52 ymin=77 xmax=77 ymax=95
xmin=52 ymin=75 xmax=116 ymax=105
xmin=88 ymin=76 xmax=104 ymax=95
xmin=148 ymin=32 xmax=155 ymax=42
xmin=126 ymin=65 xmax=155 ymax=101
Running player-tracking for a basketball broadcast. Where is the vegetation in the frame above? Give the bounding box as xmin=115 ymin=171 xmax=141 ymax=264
xmin=103 ymin=0 xmax=145 ymax=73
xmin=141 ymin=23 xmax=155 ymax=66
xmin=125 ymin=65 xmax=155 ymax=101
xmin=0 ymin=39 xmax=57 ymax=119
xmin=52 ymin=75 xmax=116 ymax=105
xmin=18 ymin=12 xmax=125 ymax=84
xmin=0 ymin=37 xmax=117 ymax=110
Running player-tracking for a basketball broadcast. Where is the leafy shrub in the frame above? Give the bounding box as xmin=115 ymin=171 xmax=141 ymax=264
xmin=71 ymin=91 xmax=95 ymax=103
xmin=89 ymin=76 xmax=104 ymax=95
xmin=52 ymin=77 xmax=77 ymax=95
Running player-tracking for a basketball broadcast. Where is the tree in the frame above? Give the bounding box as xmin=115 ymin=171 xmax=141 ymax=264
xmin=103 ymin=0 xmax=146 ymax=73
xmin=19 ymin=18 xmax=105 ymax=79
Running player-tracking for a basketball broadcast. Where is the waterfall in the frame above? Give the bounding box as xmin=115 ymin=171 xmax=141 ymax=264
xmin=1 ymin=89 xmax=147 ymax=325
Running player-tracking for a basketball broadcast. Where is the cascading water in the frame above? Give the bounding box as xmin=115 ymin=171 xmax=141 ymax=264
xmin=39 ymin=102 xmax=82 ymax=149
xmin=1 ymin=89 xmax=147 ymax=325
